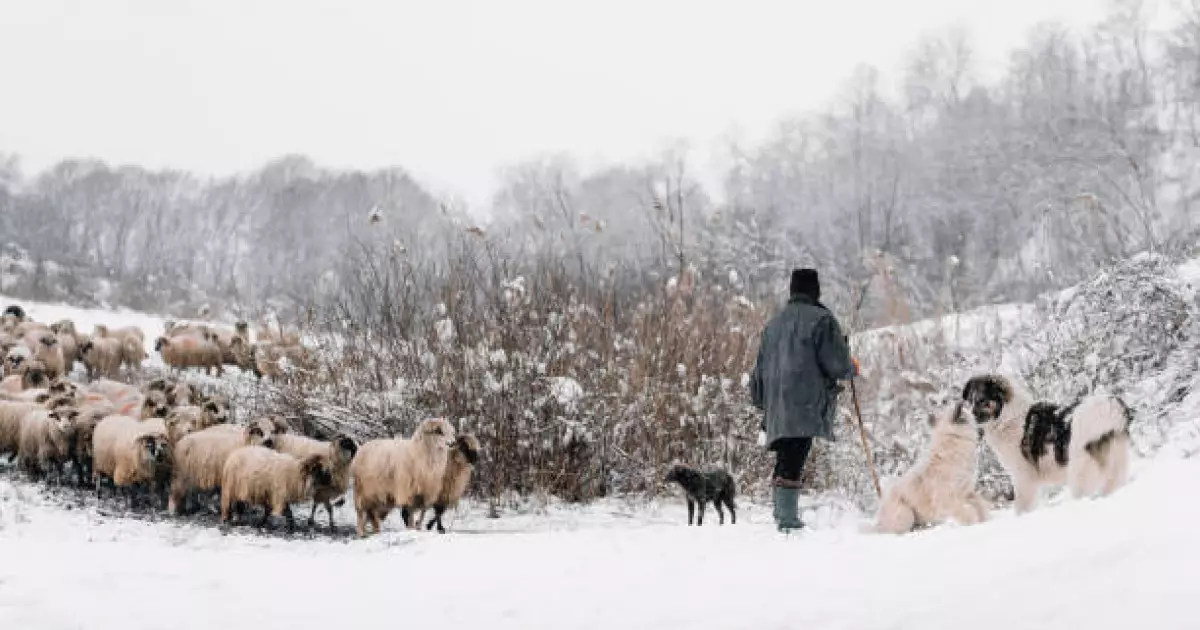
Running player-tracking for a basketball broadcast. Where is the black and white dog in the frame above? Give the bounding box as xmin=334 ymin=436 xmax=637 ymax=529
xmin=663 ymin=464 xmax=737 ymax=526
xmin=962 ymin=374 xmax=1133 ymax=514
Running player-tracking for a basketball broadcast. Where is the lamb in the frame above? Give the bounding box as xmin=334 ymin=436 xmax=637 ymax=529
xmin=80 ymin=336 xmax=123 ymax=380
xmin=271 ymin=433 xmax=358 ymax=528
xmin=156 ymin=334 xmax=224 ymax=376
xmin=864 ymin=403 xmax=989 ymax=534
xmin=17 ymin=407 xmax=78 ymax=483
xmin=417 ymin=433 xmax=481 ymax=533
xmin=167 ymin=423 xmax=272 ymax=515
xmin=350 ymin=417 xmax=455 ymax=537
xmin=91 ymin=413 xmax=171 ymax=508
xmin=219 ymin=446 xmax=334 ymax=531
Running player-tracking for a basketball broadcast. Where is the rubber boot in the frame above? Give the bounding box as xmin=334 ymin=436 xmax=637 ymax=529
xmin=773 ymin=486 xmax=804 ymax=533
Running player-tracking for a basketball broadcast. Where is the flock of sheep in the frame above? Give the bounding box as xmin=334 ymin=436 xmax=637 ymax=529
xmin=0 ymin=305 xmax=482 ymax=537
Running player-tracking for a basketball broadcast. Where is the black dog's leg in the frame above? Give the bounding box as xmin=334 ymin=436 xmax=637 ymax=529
xmin=714 ymin=500 xmax=725 ymax=525
xmin=697 ymin=500 xmax=706 ymax=526
xmin=725 ymin=494 xmax=737 ymax=525
xmin=686 ymin=498 xmax=695 ymax=526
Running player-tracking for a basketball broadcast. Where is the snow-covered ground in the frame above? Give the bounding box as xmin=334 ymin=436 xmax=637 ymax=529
xmin=0 ymin=456 xmax=1197 ymax=629
xmin=5 ymin=257 xmax=1200 ymax=629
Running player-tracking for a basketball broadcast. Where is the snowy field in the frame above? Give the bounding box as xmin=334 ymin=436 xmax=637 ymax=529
xmin=4 ymin=277 xmax=1200 ymax=628
xmin=1 ymin=457 xmax=1198 ymax=629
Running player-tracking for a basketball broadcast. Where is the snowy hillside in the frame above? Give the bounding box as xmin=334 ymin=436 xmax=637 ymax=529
xmin=4 ymin=253 xmax=1200 ymax=628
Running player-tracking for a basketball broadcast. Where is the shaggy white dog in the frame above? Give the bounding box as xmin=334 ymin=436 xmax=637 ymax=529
xmin=864 ymin=402 xmax=989 ymax=534
xmin=961 ymin=374 xmax=1132 ymax=514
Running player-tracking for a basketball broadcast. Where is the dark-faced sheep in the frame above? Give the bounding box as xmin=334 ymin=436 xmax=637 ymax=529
xmin=350 ymin=417 xmax=455 ymax=537
xmin=167 ymin=423 xmax=272 ymax=515
xmin=417 ymin=433 xmax=481 ymax=533
xmin=80 ymin=337 xmax=123 ymax=380
xmin=0 ymin=359 xmax=49 ymax=394
xmin=272 ymin=433 xmax=358 ymax=528
xmin=91 ymin=414 xmax=171 ymax=508
xmin=219 ymin=446 xmax=333 ymax=532
xmin=18 ymin=407 xmax=78 ymax=483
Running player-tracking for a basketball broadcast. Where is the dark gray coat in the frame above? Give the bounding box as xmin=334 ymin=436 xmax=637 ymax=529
xmin=750 ymin=295 xmax=854 ymax=446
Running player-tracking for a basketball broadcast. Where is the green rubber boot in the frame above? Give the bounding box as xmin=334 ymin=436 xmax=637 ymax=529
xmin=773 ymin=486 xmax=804 ymax=533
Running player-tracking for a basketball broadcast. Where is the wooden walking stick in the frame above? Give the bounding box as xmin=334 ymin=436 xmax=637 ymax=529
xmin=849 ymin=377 xmax=882 ymax=498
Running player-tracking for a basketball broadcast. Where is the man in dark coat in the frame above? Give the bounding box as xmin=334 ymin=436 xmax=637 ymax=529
xmin=750 ymin=268 xmax=856 ymax=532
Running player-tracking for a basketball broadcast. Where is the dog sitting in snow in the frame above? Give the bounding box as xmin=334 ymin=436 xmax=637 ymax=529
xmin=663 ymin=465 xmax=737 ymax=526
xmin=864 ymin=402 xmax=989 ymax=534
xmin=961 ymin=374 xmax=1133 ymax=514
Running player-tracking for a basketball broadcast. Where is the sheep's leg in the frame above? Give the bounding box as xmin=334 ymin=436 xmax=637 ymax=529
xmin=356 ymin=509 xmax=367 ymax=537
xmin=686 ymin=498 xmax=695 ymax=526
xmin=428 ymin=505 xmax=447 ymax=534
xmin=282 ymin=504 xmax=295 ymax=533
xmin=324 ymin=501 xmax=336 ymax=530
xmin=308 ymin=502 xmax=319 ymax=528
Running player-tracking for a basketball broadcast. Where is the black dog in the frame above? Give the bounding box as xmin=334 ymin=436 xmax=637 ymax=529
xmin=3 ymin=304 xmax=24 ymax=319
xmin=664 ymin=465 xmax=737 ymax=526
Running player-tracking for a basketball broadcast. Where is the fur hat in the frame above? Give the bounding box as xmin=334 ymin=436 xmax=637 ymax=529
xmin=789 ymin=268 xmax=820 ymax=301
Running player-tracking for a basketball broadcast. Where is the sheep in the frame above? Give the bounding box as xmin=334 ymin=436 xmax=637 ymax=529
xmin=86 ymin=378 xmax=162 ymax=418
xmin=27 ymin=331 xmax=66 ymax=380
xmin=248 ymin=341 xmax=312 ymax=383
xmin=200 ymin=326 xmax=243 ymax=367
xmin=58 ymin=398 xmax=116 ymax=485
xmin=219 ymin=446 xmax=333 ymax=532
xmin=3 ymin=344 xmax=31 ymax=378
xmin=272 ymin=433 xmax=358 ymax=528
xmin=156 ymin=334 xmax=223 ymax=376
xmin=167 ymin=399 xmax=230 ymax=433
xmin=167 ymin=423 xmax=272 ymax=515
xmin=0 ymin=401 xmax=40 ymax=462
xmin=80 ymin=336 xmax=123 ymax=380
xmin=0 ymin=359 xmax=49 ymax=394
xmin=93 ymin=324 xmax=147 ymax=375
xmin=350 ymin=417 xmax=455 ymax=537
xmin=49 ymin=319 xmax=82 ymax=370
xmin=417 ymin=433 xmax=481 ymax=533
xmin=145 ymin=377 xmax=197 ymax=407
xmin=164 ymin=321 xmax=209 ymax=339
xmin=17 ymin=407 xmax=78 ymax=483
xmin=91 ymin=413 xmax=170 ymax=508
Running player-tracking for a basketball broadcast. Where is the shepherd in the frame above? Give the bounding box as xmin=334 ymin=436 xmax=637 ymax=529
xmin=750 ymin=268 xmax=858 ymax=532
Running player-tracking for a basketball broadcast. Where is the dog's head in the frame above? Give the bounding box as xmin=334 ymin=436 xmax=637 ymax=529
xmin=961 ymin=375 xmax=1012 ymax=423
xmin=663 ymin=464 xmax=690 ymax=485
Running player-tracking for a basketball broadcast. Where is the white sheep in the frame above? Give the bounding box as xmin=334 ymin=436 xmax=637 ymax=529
xmin=155 ymin=334 xmax=223 ymax=376
xmin=17 ymin=407 xmax=77 ymax=482
xmin=414 ymin=433 xmax=481 ymax=533
xmin=219 ymin=445 xmax=334 ymax=531
xmin=91 ymin=414 xmax=170 ymax=508
xmin=167 ymin=423 xmax=272 ymax=515
xmin=350 ymin=417 xmax=455 ymax=537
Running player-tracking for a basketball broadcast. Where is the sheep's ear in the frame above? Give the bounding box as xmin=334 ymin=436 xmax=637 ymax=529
xmin=337 ymin=436 xmax=358 ymax=459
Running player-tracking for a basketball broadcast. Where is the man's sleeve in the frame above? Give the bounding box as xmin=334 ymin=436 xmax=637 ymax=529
xmin=749 ymin=331 xmax=766 ymax=411
xmin=814 ymin=315 xmax=854 ymax=381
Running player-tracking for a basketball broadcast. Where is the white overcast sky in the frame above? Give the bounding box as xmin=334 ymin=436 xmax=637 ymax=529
xmin=0 ymin=0 xmax=1106 ymax=208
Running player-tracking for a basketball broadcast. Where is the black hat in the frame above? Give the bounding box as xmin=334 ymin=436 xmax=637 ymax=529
xmin=789 ymin=268 xmax=820 ymax=301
